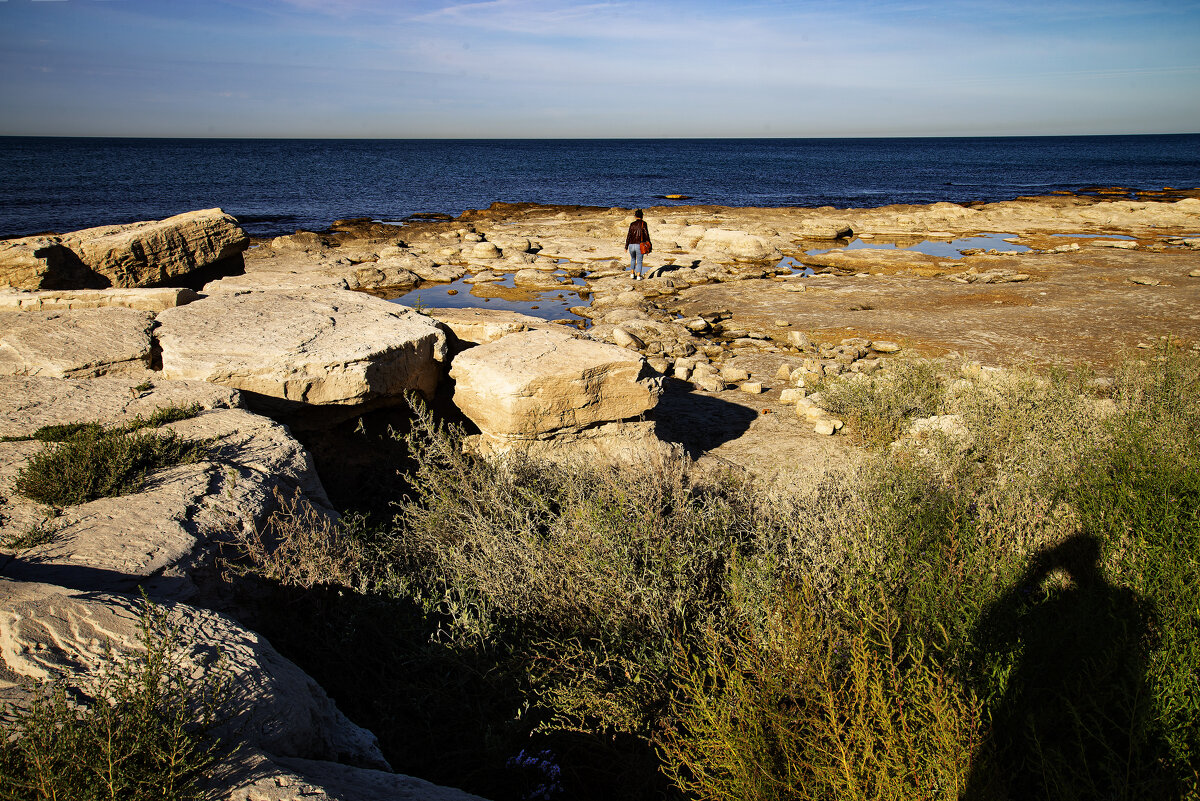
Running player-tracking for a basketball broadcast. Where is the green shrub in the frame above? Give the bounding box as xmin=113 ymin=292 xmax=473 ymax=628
xmin=388 ymin=401 xmax=781 ymax=735
xmin=225 ymin=354 xmax=1200 ymax=800
xmin=816 ymin=358 xmax=946 ymax=446
xmin=660 ymin=588 xmax=981 ymax=801
xmin=0 ymin=600 xmax=231 ymax=801
xmin=14 ymin=425 xmax=206 ymax=507
xmin=1067 ymin=347 xmax=1200 ymax=791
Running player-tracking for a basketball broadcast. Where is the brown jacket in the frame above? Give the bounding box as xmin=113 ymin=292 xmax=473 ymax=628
xmin=625 ymin=219 xmax=651 ymax=246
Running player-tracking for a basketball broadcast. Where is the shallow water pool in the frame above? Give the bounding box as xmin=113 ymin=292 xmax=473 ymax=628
xmin=807 ymin=232 xmax=1030 ymax=258
xmin=390 ymin=271 xmax=591 ymax=323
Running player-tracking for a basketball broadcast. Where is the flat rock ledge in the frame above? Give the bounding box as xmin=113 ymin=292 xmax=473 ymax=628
xmin=0 ymin=376 xmax=329 ymax=600
xmin=0 ymin=209 xmax=248 ymax=291
xmin=0 ymin=286 xmax=199 ymax=312
xmin=449 ymin=328 xmax=663 ymax=457
xmin=156 ymin=289 xmax=448 ymax=406
xmin=0 ymin=308 xmax=156 ymax=378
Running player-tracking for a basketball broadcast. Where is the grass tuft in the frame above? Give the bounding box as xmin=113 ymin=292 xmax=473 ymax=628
xmin=10 ymin=404 xmax=208 ymax=508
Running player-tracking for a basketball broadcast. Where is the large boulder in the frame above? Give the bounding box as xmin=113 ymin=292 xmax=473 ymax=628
xmin=696 ymin=228 xmax=779 ymax=262
xmin=63 ymin=208 xmax=249 ymax=287
xmin=156 ymin=289 xmax=448 ymax=405
xmin=449 ymin=328 xmax=662 ymax=444
xmin=0 ymin=210 xmax=249 ymax=291
xmin=0 ymin=377 xmax=329 ymax=600
xmin=0 ymin=236 xmax=95 ymax=290
xmin=0 ymin=308 xmax=155 ymax=377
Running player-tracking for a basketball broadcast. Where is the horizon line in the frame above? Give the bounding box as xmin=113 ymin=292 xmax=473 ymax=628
xmin=3 ymin=132 xmax=1199 ymax=142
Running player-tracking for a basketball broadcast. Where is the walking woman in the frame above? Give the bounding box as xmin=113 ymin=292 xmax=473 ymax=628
xmin=625 ymin=209 xmax=652 ymax=278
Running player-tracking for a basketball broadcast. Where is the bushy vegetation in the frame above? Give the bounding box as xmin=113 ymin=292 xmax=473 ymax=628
xmin=228 ymin=345 xmax=1200 ymax=800
xmin=0 ymin=600 xmax=231 ymax=801
xmin=12 ymin=404 xmax=206 ymax=507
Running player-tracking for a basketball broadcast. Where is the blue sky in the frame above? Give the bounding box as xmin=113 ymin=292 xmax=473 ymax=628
xmin=1 ymin=0 xmax=1198 ymax=137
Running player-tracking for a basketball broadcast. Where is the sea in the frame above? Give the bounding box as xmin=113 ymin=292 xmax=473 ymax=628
xmin=1 ymin=134 xmax=1198 ymax=239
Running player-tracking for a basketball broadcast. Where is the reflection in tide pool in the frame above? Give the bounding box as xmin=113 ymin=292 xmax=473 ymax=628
xmin=776 ymin=256 xmax=816 ymax=275
xmin=807 ymin=232 xmax=1030 ymax=258
xmin=389 ymin=272 xmax=591 ymax=324
xmin=1052 ymin=233 xmax=1136 ymax=240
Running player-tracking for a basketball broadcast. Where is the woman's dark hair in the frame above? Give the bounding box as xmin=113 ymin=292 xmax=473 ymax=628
xmin=634 ymin=209 xmax=643 ymax=218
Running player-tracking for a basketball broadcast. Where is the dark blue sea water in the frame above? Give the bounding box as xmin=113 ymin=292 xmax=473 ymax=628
xmin=2 ymin=135 xmax=1198 ymax=239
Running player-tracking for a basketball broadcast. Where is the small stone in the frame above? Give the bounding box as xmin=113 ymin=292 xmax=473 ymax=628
xmin=1129 ymin=276 xmax=1161 ymax=286
xmin=692 ymin=373 xmax=726 ymax=392
xmin=814 ymin=419 xmax=837 ymax=435
xmin=646 ymin=357 xmax=672 ymax=374
xmin=779 ymin=388 xmax=805 ymax=405
xmin=673 ymin=364 xmax=693 ymax=381
xmin=721 ymin=365 xmax=751 ymax=383
xmin=775 ymin=363 xmax=793 ymax=381
xmin=872 ymin=341 xmax=901 ymax=353
xmin=612 ymin=327 xmax=645 ymax=349
xmin=774 ymin=319 xmax=790 ymax=327
xmin=786 ymin=331 xmax=812 ymax=349
xmin=1189 ymin=269 xmax=1200 ymax=278
xmin=468 ymin=241 xmax=502 ymax=259
xmin=851 ymin=358 xmax=883 ymax=375
xmin=685 ymin=318 xmax=710 ymax=332
xmin=740 ymin=381 xmax=764 ymax=394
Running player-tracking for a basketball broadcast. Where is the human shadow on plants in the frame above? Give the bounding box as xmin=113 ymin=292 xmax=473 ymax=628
xmin=964 ymin=534 xmax=1157 ymax=800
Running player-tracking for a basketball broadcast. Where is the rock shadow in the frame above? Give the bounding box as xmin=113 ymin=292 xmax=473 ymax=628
xmin=963 ymin=534 xmax=1160 ymax=799
xmin=650 ymin=378 xmax=759 ymax=459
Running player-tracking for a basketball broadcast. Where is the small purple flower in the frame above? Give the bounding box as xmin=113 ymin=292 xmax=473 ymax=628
xmin=506 ymin=748 xmax=564 ymax=801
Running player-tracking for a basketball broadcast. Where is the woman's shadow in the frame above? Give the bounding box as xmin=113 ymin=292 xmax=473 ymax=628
xmin=964 ymin=534 xmax=1159 ymax=800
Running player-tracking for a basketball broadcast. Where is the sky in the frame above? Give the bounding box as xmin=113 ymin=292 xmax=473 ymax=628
xmin=1 ymin=0 xmax=1198 ymax=138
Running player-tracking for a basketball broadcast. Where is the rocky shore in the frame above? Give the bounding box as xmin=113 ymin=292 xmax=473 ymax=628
xmin=1 ymin=190 xmax=1198 ymax=799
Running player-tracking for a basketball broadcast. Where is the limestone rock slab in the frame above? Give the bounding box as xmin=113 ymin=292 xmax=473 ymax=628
xmin=0 ymin=287 xmax=199 ymax=312
xmin=157 ymin=289 xmax=448 ymax=405
xmin=0 ymin=401 xmax=330 ymax=600
xmin=0 ymin=579 xmax=386 ymax=769
xmin=0 ymin=375 xmax=239 ymax=437
xmin=0 ymin=308 xmax=155 ymax=377
xmin=0 ymin=236 xmax=95 ymax=290
xmin=696 ymin=228 xmax=779 ymax=263
xmin=449 ymin=328 xmax=662 ymax=440
xmin=221 ymin=749 xmax=488 ymax=801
